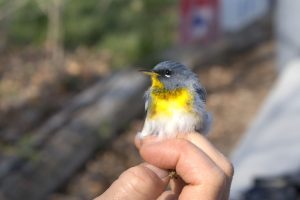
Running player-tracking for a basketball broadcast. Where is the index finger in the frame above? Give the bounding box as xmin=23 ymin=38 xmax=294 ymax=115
xmin=177 ymin=132 xmax=234 ymax=178
xmin=140 ymin=139 xmax=223 ymax=185
xmin=139 ymin=139 xmax=227 ymax=199
xmin=136 ymin=133 xmax=234 ymax=178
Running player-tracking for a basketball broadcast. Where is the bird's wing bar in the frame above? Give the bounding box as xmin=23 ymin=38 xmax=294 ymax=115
xmin=195 ymin=86 xmax=207 ymax=103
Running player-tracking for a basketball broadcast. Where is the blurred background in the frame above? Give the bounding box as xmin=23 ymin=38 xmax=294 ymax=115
xmin=0 ymin=0 xmax=289 ymax=199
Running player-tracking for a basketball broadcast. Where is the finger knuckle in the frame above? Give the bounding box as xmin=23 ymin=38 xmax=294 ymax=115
xmin=211 ymin=168 xmax=227 ymax=188
xmin=119 ymin=166 xmax=158 ymax=197
xmin=223 ymin=159 xmax=234 ymax=177
xmin=175 ymin=139 xmax=192 ymax=152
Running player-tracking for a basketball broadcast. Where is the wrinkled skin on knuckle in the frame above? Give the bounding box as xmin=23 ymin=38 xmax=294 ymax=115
xmin=118 ymin=166 xmax=162 ymax=199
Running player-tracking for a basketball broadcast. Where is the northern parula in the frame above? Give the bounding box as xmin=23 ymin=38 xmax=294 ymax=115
xmin=138 ymin=61 xmax=212 ymax=138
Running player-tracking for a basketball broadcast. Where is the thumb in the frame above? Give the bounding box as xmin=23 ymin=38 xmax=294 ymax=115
xmin=95 ymin=163 xmax=169 ymax=200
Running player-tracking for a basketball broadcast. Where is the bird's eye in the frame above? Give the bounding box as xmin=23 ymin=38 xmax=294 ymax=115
xmin=165 ymin=69 xmax=172 ymax=77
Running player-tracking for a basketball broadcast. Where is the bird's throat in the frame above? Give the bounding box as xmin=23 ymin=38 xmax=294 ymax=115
xmin=148 ymin=87 xmax=193 ymax=119
xmin=150 ymin=75 xmax=164 ymax=89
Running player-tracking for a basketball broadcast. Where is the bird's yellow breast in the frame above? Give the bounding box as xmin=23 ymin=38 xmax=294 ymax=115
xmin=148 ymin=87 xmax=193 ymax=119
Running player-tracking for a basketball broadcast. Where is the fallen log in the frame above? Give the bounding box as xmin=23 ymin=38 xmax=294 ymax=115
xmin=0 ymin=70 xmax=148 ymax=200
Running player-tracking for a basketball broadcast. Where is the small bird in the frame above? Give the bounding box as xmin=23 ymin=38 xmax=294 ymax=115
xmin=138 ymin=61 xmax=212 ymax=139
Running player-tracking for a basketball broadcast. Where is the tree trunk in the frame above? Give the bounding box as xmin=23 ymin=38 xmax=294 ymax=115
xmin=45 ymin=0 xmax=64 ymax=68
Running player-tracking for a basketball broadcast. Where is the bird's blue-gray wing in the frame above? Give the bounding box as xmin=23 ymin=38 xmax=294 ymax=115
xmin=200 ymin=112 xmax=212 ymax=135
xmin=195 ymin=86 xmax=207 ymax=103
xmin=194 ymin=85 xmax=212 ymax=134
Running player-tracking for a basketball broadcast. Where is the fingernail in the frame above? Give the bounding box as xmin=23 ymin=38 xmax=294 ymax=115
xmin=144 ymin=164 xmax=169 ymax=179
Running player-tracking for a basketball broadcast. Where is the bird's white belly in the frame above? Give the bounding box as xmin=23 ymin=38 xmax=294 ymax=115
xmin=138 ymin=111 xmax=201 ymax=138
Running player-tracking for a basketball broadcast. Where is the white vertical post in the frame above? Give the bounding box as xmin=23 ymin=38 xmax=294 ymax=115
xmin=276 ymin=0 xmax=300 ymax=71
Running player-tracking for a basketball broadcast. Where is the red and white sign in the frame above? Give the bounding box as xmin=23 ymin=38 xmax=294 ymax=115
xmin=180 ymin=0 xmax=219 ymax=45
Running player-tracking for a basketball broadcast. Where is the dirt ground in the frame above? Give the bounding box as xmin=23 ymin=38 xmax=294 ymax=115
xmin=0 ymin=48 xmax=111 ymax=145
xmin=49 ymin=40 xmax=277 ymax=200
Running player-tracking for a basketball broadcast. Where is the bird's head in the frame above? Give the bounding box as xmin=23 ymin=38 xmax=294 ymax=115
xmin=141 ymin=61 xmax=196 ymax=90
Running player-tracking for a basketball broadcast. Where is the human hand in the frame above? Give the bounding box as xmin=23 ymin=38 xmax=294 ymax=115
xmin=95 ymin=132 xmax=233 ymax=200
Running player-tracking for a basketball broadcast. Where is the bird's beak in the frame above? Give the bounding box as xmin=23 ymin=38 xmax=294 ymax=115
xmin=139 ymin=69 xmax=159 ymax=76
